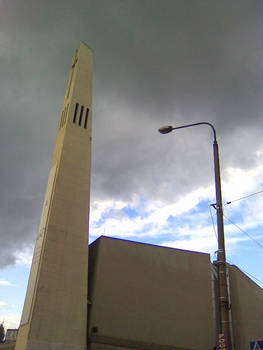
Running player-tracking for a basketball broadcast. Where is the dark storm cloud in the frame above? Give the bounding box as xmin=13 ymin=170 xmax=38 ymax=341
xmin=1 ymin=0 xmax=263 ymax=267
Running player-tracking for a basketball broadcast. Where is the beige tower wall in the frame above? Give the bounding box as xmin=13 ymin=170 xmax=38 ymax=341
xmin=15 ymin=43 xmax=93 ymax=350
xmin=229 ymin=265 xmax=263 ymax=348
xmin=87 ymin=236 xmax=215 ymax=350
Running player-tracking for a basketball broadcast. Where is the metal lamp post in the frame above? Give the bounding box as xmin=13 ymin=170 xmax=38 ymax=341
xmin=158 ymin=122 xmax=232 ymax=349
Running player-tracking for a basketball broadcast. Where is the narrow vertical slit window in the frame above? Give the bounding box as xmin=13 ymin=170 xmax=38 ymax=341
xmin=60 ymin=111 xmax=64 ymax=128
xmin=61 ymin=111 xmax=64 ymax=128
xmin=62 ymin=110 xmax=66 ymax=127
xmin=63 ymin=104 xmax=69 ymax=127
xmin=84 ymin=108 xmax=89 ymax=129
xmin=73 ymin=103 xmax=79 ymax=123
xmin=79 ymin=105 xmax=84 ymax=126
xmin=59 ymin=113 xmax=62 ymax=128
xmin=67 ymin=67 xmax=74 ymax=99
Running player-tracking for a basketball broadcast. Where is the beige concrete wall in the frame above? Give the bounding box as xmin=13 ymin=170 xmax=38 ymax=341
xmin=87 ymin=237 xmax=215 ymax=350
xmin=15 ymin=43 xmax=92 ymax=350
xmin=229 ymin=265 xmax=263 ymax=349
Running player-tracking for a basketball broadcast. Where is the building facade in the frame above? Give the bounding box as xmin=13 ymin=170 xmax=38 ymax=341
xmin=87 ymin=236 xmax=263 ymax=350
xmin=5 ymin=330 xmax=18 ymax=343
xmin=87 ymin=236 xmax=215 ymax=350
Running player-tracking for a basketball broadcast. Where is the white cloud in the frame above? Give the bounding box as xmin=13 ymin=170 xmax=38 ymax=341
xmin=222 ymin=150 xmax=263 ymax=205
xmin=15 ymin=246 xmax=33 ymax=267
xmin=162 ymin=236 xmax=218 ymax=254
xmin=1 ymin=314 xmax=21 ymax=330
xmin=0 ymin=280 xmax=14 ymax=287
xmin=161 ymin=226 xmax=250 ymax=255
xmin=0 ymin=301 xmax=7 ymax=307
xmin=90 ymin=148 xmax=263 ymax=257
xmin=90 ymin=185 xmax=214 ymax=238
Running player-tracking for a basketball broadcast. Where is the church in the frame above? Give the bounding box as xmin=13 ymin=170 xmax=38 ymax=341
xmin=11 ymin=43 xmax=263 ymax=350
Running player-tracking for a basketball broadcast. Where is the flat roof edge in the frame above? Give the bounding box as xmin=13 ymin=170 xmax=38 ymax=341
xmin=89 ymin=235 xmax=210 ymax=257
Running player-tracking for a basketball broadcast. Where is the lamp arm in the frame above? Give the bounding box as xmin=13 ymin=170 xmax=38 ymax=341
xmin=171 ymin=122 xmax=217 ymax=143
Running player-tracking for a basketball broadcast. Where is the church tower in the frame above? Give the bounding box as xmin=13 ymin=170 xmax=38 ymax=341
xmin=15 ymin=43 xmax=93 ymax=350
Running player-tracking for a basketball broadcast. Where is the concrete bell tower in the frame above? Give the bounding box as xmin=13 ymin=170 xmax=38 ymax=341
xmin=15 ymin=42 xmax=93 ymax=350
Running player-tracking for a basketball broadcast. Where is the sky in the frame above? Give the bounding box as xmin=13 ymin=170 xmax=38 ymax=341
xmin=1 ymin=0 xmax=263 ymax=330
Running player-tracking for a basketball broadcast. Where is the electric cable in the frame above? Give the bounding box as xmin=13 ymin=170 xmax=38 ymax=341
xmin=209 ymin=204 xmax=263 ymax=287
xmin=226 ymin=258 xmax=263 ymax=287
xmin=225 ymin=190 xmax=263 ymax=205
xmin=223 ymin=214 xmax=263 ymax=251
xmin=209 ymin=204 xmax=218 ymax=242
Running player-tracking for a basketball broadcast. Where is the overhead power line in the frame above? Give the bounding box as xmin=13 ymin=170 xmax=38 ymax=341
xmin=223 ymin=214 xmax=263 ymax=251
xmin=225 ymin=190 xmax=263 ymax=205
xmin=209 ymin=204 xmax=218 ymax=241
xmin=209 ymin=203 xmax=263 ymax=287
xmin=226 ymin=258 xmax=263 ymax=287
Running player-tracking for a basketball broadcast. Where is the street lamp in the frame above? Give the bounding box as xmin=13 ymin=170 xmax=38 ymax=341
xmin=159 ymin=122 xmax=232 ymax=349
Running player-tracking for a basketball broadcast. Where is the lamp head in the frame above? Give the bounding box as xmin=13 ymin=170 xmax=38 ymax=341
xmin=158 ymin=125 xmax=173 ymax=134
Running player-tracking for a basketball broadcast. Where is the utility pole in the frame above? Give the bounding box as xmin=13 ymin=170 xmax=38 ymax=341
xmin=159 ymin=122 xmax=232 ymax=349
